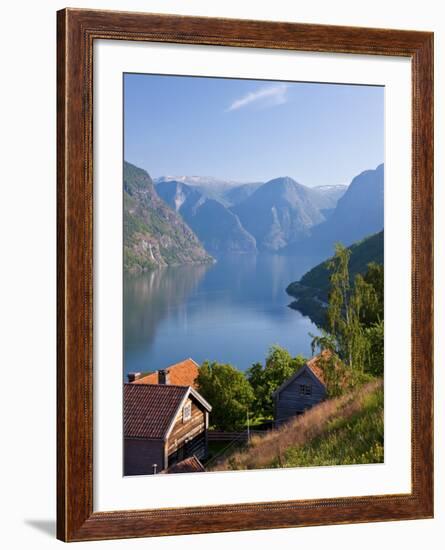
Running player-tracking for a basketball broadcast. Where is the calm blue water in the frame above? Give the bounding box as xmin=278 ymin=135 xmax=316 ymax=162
xmin=124 ymin=254 xmax=321 ymax=378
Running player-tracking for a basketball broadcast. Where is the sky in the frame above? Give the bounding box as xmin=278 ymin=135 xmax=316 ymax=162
xmin=124 ymin=73 xmax=384 ymax=188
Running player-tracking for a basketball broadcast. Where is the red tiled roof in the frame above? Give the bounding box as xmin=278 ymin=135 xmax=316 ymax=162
xmin=132 ymin=371 xmax=158 ymax=384
xmin=132 ymin=358 xmax=200 ymax=388
xmin=165 ymin=456 xmax=205 ymax=474
xmin=124 ymin=384 xmax=188 ymax=439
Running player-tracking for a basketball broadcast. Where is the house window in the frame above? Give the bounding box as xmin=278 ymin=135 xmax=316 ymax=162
xmin=299 ymin=384 xmax=312 ymax=396
xmin=182 ymin=402 xmax=192 ymax=422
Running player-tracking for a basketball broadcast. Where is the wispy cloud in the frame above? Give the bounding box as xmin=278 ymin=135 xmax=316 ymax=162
xmin=226 ymin=84 xmax=289 ymax=112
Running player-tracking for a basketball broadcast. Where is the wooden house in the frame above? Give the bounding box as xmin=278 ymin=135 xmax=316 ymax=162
xmin=273 ymin=354 xmax=328 ymax=426
xmin=124 ymin=383 xmax=212 ymax=476
xmin=128 ymin=358 xmax=200 ymax=388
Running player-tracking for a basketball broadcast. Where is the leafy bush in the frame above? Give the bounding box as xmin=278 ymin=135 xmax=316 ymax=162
xmin=197 ymin=361 xmax=254 ymax=431
xmin=364 ymin=320 xmax=384 ymax=377
xmin=247 ymin=346 xmax=306 ymax=418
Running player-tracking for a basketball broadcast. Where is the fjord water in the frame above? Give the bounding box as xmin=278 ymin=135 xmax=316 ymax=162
xmin=124 ymin=254 xmax=321 ymax=379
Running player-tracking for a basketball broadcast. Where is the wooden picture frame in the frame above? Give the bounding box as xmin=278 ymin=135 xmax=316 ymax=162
xmin=57 ymin=8 xmax=434 ymax=542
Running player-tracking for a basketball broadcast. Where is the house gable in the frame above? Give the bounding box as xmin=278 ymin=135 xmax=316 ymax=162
xmin=166 ymin=396 xmax=209 ymax=462
xmin=273 ymin=364 xmax=326 ymax=398
xmin=274 ymin=364 xmax=327 ymax=425
xmin=164 ymin=387 xmax=211 ymax=441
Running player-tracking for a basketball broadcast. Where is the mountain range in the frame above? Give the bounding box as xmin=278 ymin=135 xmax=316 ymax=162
xmin=287 ymin=164 xmax=384 ymax=257
xmin=154 ymin=175 xmax=262 ymax=206
xmin=155 ymin=180 xmax=256 ymax=254
xmin=156 ymin=176 xmax=354 ymax=253
xmin=124 ymin=161 xmax=383 ymax=271
xmin=232 ymin=177 xmax=338 ymax=252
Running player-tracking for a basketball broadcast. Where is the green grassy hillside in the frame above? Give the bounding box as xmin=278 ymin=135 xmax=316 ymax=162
xmin=209 ymin=379 xmax=383 ymax=471
xmin=277 ymin=384 xmax=383 ymax=467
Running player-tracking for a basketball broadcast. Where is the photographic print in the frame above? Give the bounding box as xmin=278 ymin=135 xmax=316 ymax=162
xmin=123 ymin=73 xmax=384 ymax=477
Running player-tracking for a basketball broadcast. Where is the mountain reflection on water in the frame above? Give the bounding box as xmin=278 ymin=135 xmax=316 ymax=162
xmin=124 ymin=253 xmax=321 ymax=378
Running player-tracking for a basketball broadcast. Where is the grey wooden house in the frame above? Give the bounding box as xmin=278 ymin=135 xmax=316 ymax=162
xmin=273 ymin=355 xmax=327 ymax=426
xmin=124 ymin=383 xmax=212 ymax=476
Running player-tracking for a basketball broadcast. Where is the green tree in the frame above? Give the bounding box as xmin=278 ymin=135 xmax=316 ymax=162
xmin=196 ymin=361 xmax=254 ymax=431
xmin=328 ymin=244 xmax=369 ymax=375
xmin=358 ymin=262 xmax=384 ymax=327
xmin=247 ymin=346 xmax=306 ymax=417
xmin=364 ymin=320 xmax=384 ymax=377
xmin=311 ymin=244 xmax=372 ymax=395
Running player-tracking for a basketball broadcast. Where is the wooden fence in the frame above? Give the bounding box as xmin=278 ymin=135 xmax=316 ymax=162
xmin=208 ymin=430 xmax=267 ymax=442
